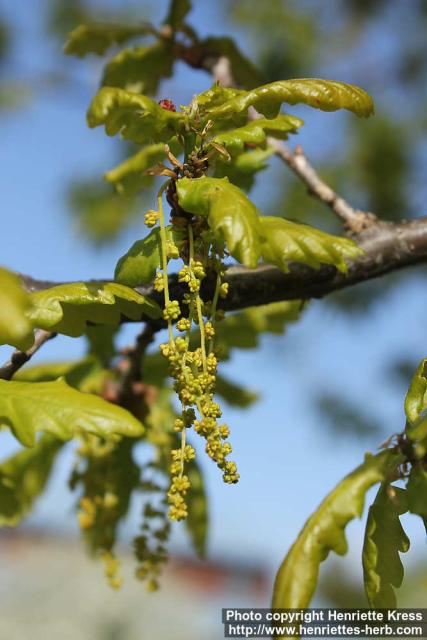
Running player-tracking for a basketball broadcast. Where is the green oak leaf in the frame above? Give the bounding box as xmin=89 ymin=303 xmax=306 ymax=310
xmin=102 ymin=41 xmax=174 ymax=94
xmin=0 ymin=378 xmax=144 ymax=447
xmin=15 ymin=361 xmax=79 ymax=382
xmin=87 ymin=87 xmax=184 ymax=144
xmin=0 ymin=267 xmax=34 ymax=350
xmin=64 ymin=23 xmax=151 ymax=57
xmin=105 ymin=141 xmax=181 ymax=196
xmin=362 ymin=485 xmax=409 ymax=607
xmin=28 ymin=281 xmax=161 ymax=337
xmin=176 ymin=176 xmax=262 ymax=267
xmin=207 ymin=78 xmax=375 ymax=123
xmin=212 ymin=114 xmax=303 ymax=155
xmin=407 ymin=466 xmax=427 ymax=530
xmin=272 ymin=450 xmax=401 ymax=609
xmin=405 ymin=360 xmax=427 ymax=456
xmin=404 ymin=358 xmax=427 ymax=425
xmin=195 ymin=84 xmax=245 ymax=113
xmin=407 ymin=419 xmax=427 ymax=459
xmin=0 ymin=435 xmax=63 ymax=527
xmin=105 ymin=143 xmax=165 ymax=195
xmin=114 ymin=226 xmax=182 ymax=286
xmin=260 ymin=216 xmax=363 ymax=273
xmin=213 ymin=147 xmax=274 ymax=191
xmin=15 ymin=357 xmax=110 ymax=395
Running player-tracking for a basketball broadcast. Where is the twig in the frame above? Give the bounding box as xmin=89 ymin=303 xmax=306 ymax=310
xmin=117 ymin=324 xmax=157 ymax=410
xmin=211 ymin=56 xmax=235 ymax=87
xmin=0 ymin=330 xmax=56 ymax=381
xmin=268 ymin=138 xmax=378 ymax=233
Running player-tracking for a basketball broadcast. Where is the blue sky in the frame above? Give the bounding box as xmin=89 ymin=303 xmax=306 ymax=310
xmin=1 ymin=0 xmax=426 ymax=601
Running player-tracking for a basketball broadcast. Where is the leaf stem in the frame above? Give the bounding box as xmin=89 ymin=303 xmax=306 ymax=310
xmin=0 ymin=330 xmax=56 ymax=380
xmin=189 ymin=225 xmax=207 ymax=375
xmin=157 ymin=183 xmax=173 ymax=345
xmin=208 ymin=271 xmax=222 ymax=354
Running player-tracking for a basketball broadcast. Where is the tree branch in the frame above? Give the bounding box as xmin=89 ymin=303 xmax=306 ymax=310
xmin=18 ymin=216 xmax=427 ymax=320
xmin=0 ymin=330 xmax=56 ymax=380
xmin=268 ymin=139 xmax=378 ymax=233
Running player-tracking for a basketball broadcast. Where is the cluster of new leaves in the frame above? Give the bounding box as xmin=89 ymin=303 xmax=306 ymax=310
xmin=3 ymin=0 xmax=426 ymax=615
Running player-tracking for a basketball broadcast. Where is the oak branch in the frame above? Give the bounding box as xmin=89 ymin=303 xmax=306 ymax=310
xmin=20 ymin=216 xmax=427 ymax=319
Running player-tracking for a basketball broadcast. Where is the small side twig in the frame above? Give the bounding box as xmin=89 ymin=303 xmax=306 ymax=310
xmin=0 ymin=330 xmax=56 ymax=381
xmin=117 ymin=323 xmax=157 ymax=412
xmin=211 ymin=56 xmax=235 ymax=87
xmin=268 ymin=139 xmax=378 ymax=233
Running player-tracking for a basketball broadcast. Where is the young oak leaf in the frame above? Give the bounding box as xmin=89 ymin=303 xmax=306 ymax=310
xmin=260 ymin=216 xmax=363 ymax=273
xmin=64 ymin=23 xmax=151 ymax=57
xmin=115 ymin=226 xmax=183 ymax=286
xmin=213 ymin=147 xmax=274 ymax=192
xmin=195 ymin=84 xmax=245 ymax=113
xmin=102 ymin=41 xmax=174 ymax=94
xmin=0 ymin=378 xmax=144 ymax=447
xmin=15 ymin=357 xmax=110 ymax=395
xmin=0 ymin=435 xmax=63 ymax=527
xmin=272 ymin=450 xmax=401 ymax=610
xmin=404 ymin=359 xmax=427 ymax=458
xmin=176 ymin=177 xmax=361 ymax=271
xmin=362 ymin=485 xmax=409 ymax=607
xmin=407 ymin=466 xmax=427 ymax=531
xmin=0 ymin=267 xmax=34 ymax=350
xmin=207 ymin=78 xmax=374 ymax=122
xmin=176 ymin=176 xmax=262 ymax=268
xmin=28 ymin=281 xmax=161 ymax=337
xmin=105 ymin=141 xmax=181 ymax=196
xmin=105 ymin=143 xmax=165 ymax=196
xmin=87 ymin=87 xmax=184 ymax=144
xmin=404 ymin=358 xmax=427 ymax=425
xmin=212 ymin=114 xmax=303 ymax=155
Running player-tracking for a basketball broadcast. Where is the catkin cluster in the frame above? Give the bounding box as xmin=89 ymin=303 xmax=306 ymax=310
xmin=146 ymin=195 xmax=239 ymax=523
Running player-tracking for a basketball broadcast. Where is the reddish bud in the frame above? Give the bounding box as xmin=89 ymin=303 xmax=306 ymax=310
xmin=159 ymin=99 xmax=176 ymax=112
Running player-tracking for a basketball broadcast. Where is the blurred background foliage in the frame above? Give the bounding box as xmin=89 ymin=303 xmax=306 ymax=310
xmin=1 ymin=0 xmax=427 ymax=611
